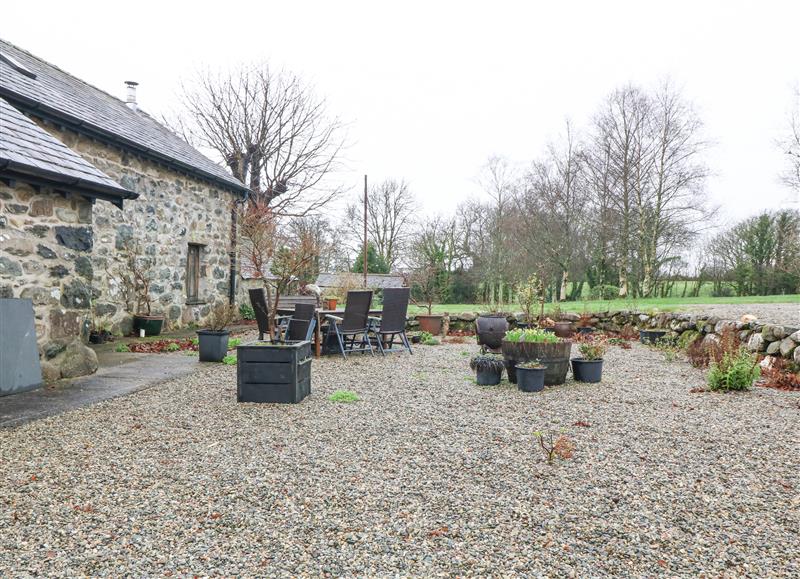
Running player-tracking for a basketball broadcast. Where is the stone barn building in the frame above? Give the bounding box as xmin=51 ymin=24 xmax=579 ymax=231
xmin=0 ymin=39 xmax=249 ymax=381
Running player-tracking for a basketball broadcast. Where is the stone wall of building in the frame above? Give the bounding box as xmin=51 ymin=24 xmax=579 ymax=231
xmin=1 ymin=117 xmax=240 ymax=381
xmin=41 ymin=119 xmax=238 ymax=336
xmin=0 ymin=180 xmax=98 ymax=380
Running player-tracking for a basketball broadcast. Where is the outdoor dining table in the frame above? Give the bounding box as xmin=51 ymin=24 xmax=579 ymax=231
xmin=276 ymin=307 xmax=383 ymax=358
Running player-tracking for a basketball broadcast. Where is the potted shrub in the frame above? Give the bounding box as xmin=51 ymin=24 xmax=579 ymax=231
xmin=640 ymin=328 xmax=668 ymax=345
xmin=577 ymin=312 xmax=595 ymax=335
xmin=109 ymin=240 xmax=165 ymax=336
xmin=501 ymin=328 xmax=572 ymax=386
xmin=408 ymin=263 xmax=444 ymax=335
xmin=88 ymin=316 xmax=113 ymax=344
xmin=323 ymin=295 xmax=339 ymax=310
xmin=516 ymin=360 xmax=547 ymax=393
xmin=571 ymin=338 xmax=607 ymax=383
xmin=470 ymin=353 xmax=505 ymax=386
xmin=197 ymin=303 xmax=236 ymax=362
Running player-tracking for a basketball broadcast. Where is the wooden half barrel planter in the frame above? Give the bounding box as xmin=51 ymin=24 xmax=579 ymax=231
xmin=501 ymin=339 xmax=572 ymax=385
xmin=237 ymin=340 xmax=312 ymax=403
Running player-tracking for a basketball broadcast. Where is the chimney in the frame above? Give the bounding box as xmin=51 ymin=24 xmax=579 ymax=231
xmin=124 ymin=80 xmax=138 ymax=110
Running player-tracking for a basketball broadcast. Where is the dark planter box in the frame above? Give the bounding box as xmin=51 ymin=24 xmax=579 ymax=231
xmin=640 ymin=329 xmax=667 ymax=345
xmin=577 ymin=327 xmax=595 ymax=335
xmin=237 ymin=340 xmax=312 ymax=403
xmin=516 ymin=366 xmax=545 ymax=392
xmin=133 ymin=315 xmax=164 ymax=336
xmin=571 ymin=358 xmax=603 ymax=383
xmin=197 ymin=330 xmax=230 ymax=362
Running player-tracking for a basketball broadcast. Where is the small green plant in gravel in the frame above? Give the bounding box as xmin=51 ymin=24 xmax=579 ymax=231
xmin=165 ymin=342 xmax=181 ymax=352
xmin=460 ymin=351 xmax=471 ymax=357
xmin=222 ymin=354 xmax=237 ymax=365
xmin=419 ymin=331 xmax=433 ymax=342
xmin=422 ymin=336 xmax=440 ymax=345
xmin=185 ymin=350 xmax=198 ymax=356
xmin=504 ymin=328 xmax=560 ymax=344
xmin=329 ymin=390 xmax=360 ymax=403
xmin=228 ymin=338 xmax=241 ymax=349
xmin=707 ymin=348 xmax=760 ymax=391
xmin=115 ymin=343 xmax=130 ymax=353
xmin=191 ymin=337 xmax=199 ymax=346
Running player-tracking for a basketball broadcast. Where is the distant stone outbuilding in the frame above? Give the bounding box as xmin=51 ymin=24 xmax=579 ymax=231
xmin=0 ymin=39 xmax=249 ymax=380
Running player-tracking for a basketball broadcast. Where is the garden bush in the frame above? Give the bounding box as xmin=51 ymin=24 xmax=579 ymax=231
xmin=239 ymin=303 xmax=255 ymax=320
xmin=707 ymin=348 xmax=760 ymax=391
xmin=589 ymin=284 xmax=619 ymax=300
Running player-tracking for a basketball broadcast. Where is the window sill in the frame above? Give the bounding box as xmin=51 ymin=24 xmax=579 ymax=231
xmin=185 ymin=299 xmax=208 ymax=306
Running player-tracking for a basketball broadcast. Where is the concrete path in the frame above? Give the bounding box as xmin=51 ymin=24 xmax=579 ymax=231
xmin=0 ymin=353 xmax=204 ymax=429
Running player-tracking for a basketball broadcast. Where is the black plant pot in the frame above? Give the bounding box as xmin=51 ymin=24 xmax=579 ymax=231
xmin=639 ymin=329 xmax=667 ymax=345
xmin=197 ymin=330 xmax=230 ymax=362
xmin=516 ymin=366 xmax=546 ymax=392
xmin=476 ymin=368 xmax=502 ymax=386
xmin=577 ymin=327 xmax=595 ymax=335
xmin=571 ymin=358 xmax=603 ymax=383
xmin=88 ymin=330 xmax=111 ymax=344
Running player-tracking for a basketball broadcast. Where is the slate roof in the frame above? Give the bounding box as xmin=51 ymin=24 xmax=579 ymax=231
xmin=0 ymin=38 xmax=247 ymax=193
xmin=315 ymin=272 xmax=406 ymax=289
xmin=0 ymin=97 xmax=136 ymax=206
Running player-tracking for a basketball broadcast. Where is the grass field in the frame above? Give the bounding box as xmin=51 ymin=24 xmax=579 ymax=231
xmin=408 ymin=294 xmax=800 ymax=315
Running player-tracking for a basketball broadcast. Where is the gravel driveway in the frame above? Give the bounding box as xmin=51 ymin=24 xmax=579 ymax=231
xmin=1 ymin=342 xmax=798 ymax=576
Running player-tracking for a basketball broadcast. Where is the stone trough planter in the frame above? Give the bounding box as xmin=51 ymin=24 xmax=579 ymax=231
xmin=237 ymin=340 xmax=312 ymax=403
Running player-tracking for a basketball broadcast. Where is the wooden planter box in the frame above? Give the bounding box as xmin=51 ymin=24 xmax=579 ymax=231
xmin=237 ymin=340 xmax=312 ymax=403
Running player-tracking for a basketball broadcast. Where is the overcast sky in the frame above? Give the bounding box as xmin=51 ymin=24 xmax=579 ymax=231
xmin=3 ymin=1 xmax=799 ymax=226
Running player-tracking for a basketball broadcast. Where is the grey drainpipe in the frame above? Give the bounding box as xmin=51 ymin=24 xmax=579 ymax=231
xmin=229 ymin=189 xmax=250 ymax=305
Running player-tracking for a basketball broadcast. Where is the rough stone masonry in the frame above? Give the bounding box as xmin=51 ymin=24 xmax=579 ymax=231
xmin=0 ymin=120 xmax=238 ymax=382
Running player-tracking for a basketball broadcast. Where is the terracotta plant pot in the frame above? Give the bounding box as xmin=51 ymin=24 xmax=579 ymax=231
xmin=325 ymin=298 xmax=338 ymax=310
xmin=417 ymin=314 xmax=444 ymax=335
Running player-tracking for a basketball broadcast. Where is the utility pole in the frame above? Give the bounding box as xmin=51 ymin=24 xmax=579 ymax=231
xmin=363 ymin=174 xmax=368 ymax=288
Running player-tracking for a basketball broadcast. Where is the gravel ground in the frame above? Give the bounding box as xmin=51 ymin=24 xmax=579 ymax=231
xmin=1 ymin=340 xmax=799 ymax=577
xmin=681 ymin=303 xmax=800 ymax=326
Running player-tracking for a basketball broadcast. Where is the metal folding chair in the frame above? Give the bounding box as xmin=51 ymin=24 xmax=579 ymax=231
xmin=369 ymin=287 xmax=412 ymax=355
xmin=325 ymin=290 xmax=374 ymax=358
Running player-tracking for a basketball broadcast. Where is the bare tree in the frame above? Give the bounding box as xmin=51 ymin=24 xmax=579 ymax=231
xmin=779 ymin=85 xmax=800 ymax=193
xmin=592 ymin=85 xmax=652 ymax=297
xmin=238 ymin=200 xmax=318 ymax=336
xmin=638 ymin=81 xmax=713 ymax=296
xmin=345 ymin=178 xmax=417 ymax=269
xmin=177 ymin=64 xmax=347 ymax=216
xmin=521 ymin=120 xmax=587 ymax=301
xmin=475 ymin=155 xmax=518 ymax=305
